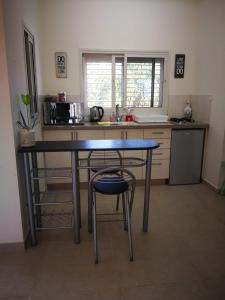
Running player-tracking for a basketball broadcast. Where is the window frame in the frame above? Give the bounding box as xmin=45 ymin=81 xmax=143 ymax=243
xmin=80 ymin=50 xmax=169 ymax=114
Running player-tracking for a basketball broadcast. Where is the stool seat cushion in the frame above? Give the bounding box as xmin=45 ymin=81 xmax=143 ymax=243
xmin=94 ymin=176 xmax=129 ymax=195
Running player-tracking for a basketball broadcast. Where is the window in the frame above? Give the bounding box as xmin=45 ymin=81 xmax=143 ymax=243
xmin=82 ymin=52 xmax=166 ymax=109
xmin=24 ymin=27 xmax=38 ymax=117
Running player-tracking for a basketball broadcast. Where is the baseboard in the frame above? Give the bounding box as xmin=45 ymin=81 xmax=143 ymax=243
xmin=151 ymin=179 xmax=167 ymax=185
xmin=202 ymin=179 xmax=220 ymax=192
xmin=0 ymin=242 xmax=25 ymax=252
xmin=24 ymin=230 xmax=32 ymax=249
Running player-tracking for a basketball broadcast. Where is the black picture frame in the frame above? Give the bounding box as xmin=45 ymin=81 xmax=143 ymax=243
xmin=55 ymin=52 xmax=67 ymax=78
xmin=174 ymin=54 xmax=185 ymax=78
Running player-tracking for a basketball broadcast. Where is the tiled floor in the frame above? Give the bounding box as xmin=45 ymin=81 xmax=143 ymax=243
xmin=1 ymin=183 xmax=225 ymax=299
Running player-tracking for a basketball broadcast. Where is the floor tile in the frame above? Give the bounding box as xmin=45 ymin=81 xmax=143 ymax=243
xmin=1 ymin=183 xmax=225 ymax=299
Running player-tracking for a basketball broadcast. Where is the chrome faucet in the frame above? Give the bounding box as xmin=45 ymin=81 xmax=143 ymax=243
xmin=115 ymin=104 xmax=121 ymax=122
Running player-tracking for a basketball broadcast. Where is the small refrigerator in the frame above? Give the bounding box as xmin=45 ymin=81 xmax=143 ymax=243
xmin=169 ymin=129 xmax=205 ymax=185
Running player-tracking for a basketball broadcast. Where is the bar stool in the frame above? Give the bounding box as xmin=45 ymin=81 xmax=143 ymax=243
xmin=87 ymin=150 xmax=123 ymax=232
xmin=89 ymin=167 xmax=136 ymax=264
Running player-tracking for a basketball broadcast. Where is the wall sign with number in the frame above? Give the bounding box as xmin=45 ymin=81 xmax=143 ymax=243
xmin=55 ymin=52 xmax=67 ymax=78
xmin=174 ymin=54 xmax=185 ymax=78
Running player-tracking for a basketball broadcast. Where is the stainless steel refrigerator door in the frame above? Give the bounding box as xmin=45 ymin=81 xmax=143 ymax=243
xmin=169 ymin=129 xmax=205 ymax=185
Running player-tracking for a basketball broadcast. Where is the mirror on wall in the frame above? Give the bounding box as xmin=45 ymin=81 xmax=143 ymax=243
xmin=24 ymin=26 xmax=38 ymax=117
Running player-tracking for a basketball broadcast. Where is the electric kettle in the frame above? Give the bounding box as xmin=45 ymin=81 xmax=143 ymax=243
xmin=90 ymin=106 xmax=104 ymax=122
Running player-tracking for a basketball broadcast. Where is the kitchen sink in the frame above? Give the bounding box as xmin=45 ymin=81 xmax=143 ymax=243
xmin=110 ymin=121 xmax=136 ymax=126
xmin=97 ymin=121 xmax=136 ymax=126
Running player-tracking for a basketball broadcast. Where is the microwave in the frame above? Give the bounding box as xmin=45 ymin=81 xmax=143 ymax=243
xmin=43 ymin=102 xmax=84 ymax=125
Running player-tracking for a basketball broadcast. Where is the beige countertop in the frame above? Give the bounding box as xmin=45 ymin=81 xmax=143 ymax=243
xmin=42 ymin=121 xmax=209 ymax=130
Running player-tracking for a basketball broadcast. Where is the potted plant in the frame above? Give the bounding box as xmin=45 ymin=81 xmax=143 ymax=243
xmin=17 ymin=94 xmax=37 ymax=147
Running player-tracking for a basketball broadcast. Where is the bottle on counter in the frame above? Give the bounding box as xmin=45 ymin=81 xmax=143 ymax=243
xmin=110 ymin=111 xmax=116 ymax=122
xmin=184 ymin=101 xmax=192 ymax=120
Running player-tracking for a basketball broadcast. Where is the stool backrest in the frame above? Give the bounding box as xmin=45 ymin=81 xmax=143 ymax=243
xmin=87 ymin=150 xmax=123 ymax=170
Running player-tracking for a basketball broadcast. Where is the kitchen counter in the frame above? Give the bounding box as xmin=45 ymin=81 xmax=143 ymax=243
xmin=43 ymin=121 xmax=209 ymax=130
xmin=42 ymin=120 xmax=209 ymax=185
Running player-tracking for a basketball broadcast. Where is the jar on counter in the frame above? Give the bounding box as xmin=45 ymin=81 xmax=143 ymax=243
xmin=58 ymin=92 xmax=66 ymax=102
xmin=184 ymin=101 xmax=192 ymax=120
xmin=125 ymin=108 xmax=133 ymax=121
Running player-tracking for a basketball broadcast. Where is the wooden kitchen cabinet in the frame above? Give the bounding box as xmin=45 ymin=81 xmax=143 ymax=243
xmin=43 ymin=126 xmax=171 ymax=183
xmin=104 ymin=129 xmax=143 ymax=179
xmin=143 ymin=128 xmax=171 ymax=139
xmin=123 ymin=129 xmax=143 ymax=179
xmin=73 ymin=130 xmax=105 ymax=182
xmin=105 ymin=127 xmax=171 ymax=180
xmin=104 ymin=129 xmax=123 ymax=139
xmin=74 ymin=130 xmax=105 ymax=140
xmin=43 ymin=129 xmax=105 ymax=183
xmin=43 ymin=130 xmax=72 ymax=183
xmin=143 ymin=128 xmax=171 ymax=179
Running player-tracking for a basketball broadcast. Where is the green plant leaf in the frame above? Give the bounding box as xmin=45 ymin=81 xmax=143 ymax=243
xmin=21 ymin=94 xmax=30 ymax=105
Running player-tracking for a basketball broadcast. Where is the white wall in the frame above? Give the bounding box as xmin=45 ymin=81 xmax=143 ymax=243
xmin=40 ymin=0 xmax=199 ymax=96
xmin=4 ymin=0 xmax=43 ymax=140
xmin=1 ymin=0 xmax=224 ymax=246
xmin=2 ymin=0 xmax=43 ymax=243
xmin=39 ymin=0 xmax=225 ymax=188
xmin=0 ymin=0 xmax=23 ymax=244
xmin=196 ymin=0 xmax=225 ymax=188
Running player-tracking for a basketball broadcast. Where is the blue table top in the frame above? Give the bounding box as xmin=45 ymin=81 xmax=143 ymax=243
xmin=18 ymin=139 xmax=159 ymax=153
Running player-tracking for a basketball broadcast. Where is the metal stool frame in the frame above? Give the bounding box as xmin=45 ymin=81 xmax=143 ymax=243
xmin=87 ymin=150 xmax=123 ymax=232
xmin=89 ymin=167 xmax=136 ymax=264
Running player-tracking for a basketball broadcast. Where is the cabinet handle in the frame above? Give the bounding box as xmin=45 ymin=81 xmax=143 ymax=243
xmin=152 ymin=131 xmax=164 ymax=135
xmin=153 ymin=152 xmax=163 ymax=156
xmin=125 ymin=131 xmax=127 ymax=139
xmin=76 ymin=132 xmax=78 ymax=140
xmin=152 ymin=162 xmax=162 ymax=166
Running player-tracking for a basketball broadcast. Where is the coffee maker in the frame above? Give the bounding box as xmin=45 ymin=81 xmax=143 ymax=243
xmin=43 ymin=102 xmax=84 ymax=125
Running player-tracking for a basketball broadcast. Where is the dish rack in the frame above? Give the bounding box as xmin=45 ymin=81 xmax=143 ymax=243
xmin=134 ymin=114 xmax=169 ymax=123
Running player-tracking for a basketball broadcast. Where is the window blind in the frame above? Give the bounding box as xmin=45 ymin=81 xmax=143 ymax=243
xmin=83 ymin=53 xmax=164 ymax=109
xmin=86 ymin=61 xmax=112 ymax=108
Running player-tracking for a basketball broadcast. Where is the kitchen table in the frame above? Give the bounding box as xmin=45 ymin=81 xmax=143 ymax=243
xmin=18 ymin=139 xmax=159 ymax=245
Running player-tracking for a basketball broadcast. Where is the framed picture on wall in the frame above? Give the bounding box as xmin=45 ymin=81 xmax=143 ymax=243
xmin=55 ymin=52 xmax=67 ymax=78
xmin=174 ymin=54 xmax=185 ymax=78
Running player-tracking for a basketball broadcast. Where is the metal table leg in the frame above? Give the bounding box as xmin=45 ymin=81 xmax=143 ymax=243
xmin=143 ymin=149 xmax=153 ymax=232
xmin=31 ymin=152 xmax=41 ymax=228
xmin=23 ymin=152 xmax=37 ymax=246
xmin=71 ymin=151 xmax=80 ymax=243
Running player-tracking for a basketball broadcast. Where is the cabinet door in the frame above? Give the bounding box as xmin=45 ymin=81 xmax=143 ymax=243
xmin=152 ymin=138 xmax=171 ymax=149
xmin=43 ymin=130 xmax=72 ymax=183
xmin=43 ymin=130 xmax=72 ymax=168
xmin=74 ymin=130 xmax=105 ymax=182
xmin=143 ymin=128 xmax=171 ymax=139
xmin=124 ymin=129 xmax=143 ymax=180
xmin=143 ymin=128 xmax=171 ymax=179
xmin=151 ymin=160 xmax=170 ymax=179
xmin=104 ymin=129 xmax=123 ymax=140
